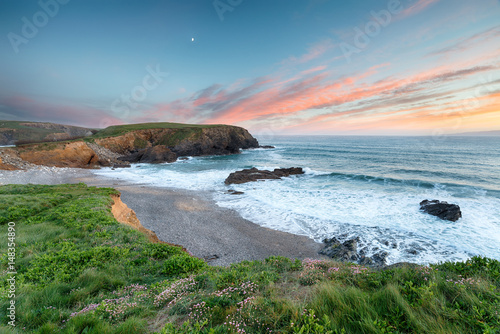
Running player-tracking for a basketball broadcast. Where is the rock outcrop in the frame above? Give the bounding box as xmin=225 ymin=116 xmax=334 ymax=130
xmin=319 ymin=236 xmax=389 ymax=267
xmin=101 ymin=126 xmax=259 ymax=159
xmin=419 ymin=199 xmax=462 ymax=222
xmin=224 ymin=167 xmax=304 ymax=185
xmin=320 ymin=237 xmax=360 ymax=262
xmin=17 ymin=142 xmax=103 ymax=168
xmin=170 ymin=126 xmax=258 ymax=156
xmin=119 ymin=145 xmax=177 ymax=164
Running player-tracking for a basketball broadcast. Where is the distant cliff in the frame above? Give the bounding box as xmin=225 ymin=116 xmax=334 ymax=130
xmin=0 ymin=121 xmax=95 ymax=145
xmin=0 ymin=123 xmax=259 ymax=169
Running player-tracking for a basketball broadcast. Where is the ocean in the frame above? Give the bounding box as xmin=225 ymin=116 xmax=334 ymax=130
xmin=94 ymin=135 xmax=500 ymax=265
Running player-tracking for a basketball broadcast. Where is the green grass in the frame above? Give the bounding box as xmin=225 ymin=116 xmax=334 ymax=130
xmin=91 ymin=123 xmax=225 ymax=139
xmin=1 ymin=121 xmax=231 ymax=150
xmin=0 ymin=184 xmax=499 ymax=333
xmin=0 ymin=121 xmax=64 ymax=143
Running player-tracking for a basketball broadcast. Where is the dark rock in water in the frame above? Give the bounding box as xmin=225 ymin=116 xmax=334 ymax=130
xmin=119 ymin=145 xmax=177 ymax=164
xmin=112 ymin=163 xmax=131 ymax=168
xmin=224 ymin=167 xmax=304 ymax=185
xmin=320 ymin=237 xmax=360 ymax=262
xmin=371 ymin=251 xmax=389 ymax=266
xmin=359 ymin=256 xmax=373 ymax=266
xmin=419 ymin=199 xmax=462 ymax=222
xmin=319 ymin=237 xmax=389 ymax=267
xmin=141 ymin=145 xmax=177 ymax=163
xmin=259 ymin=145 xmax=275 ymax=149
xmin=227 ymin=190 xmax=244 ymax=195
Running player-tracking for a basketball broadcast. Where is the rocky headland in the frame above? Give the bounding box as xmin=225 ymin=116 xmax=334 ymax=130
xmin=0 ymin=123 xmax=259 ymax=170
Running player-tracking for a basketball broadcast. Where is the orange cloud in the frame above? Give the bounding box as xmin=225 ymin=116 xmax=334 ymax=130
xmin=134 ymin=45 xmax=498 ymax=135
xmin=288 ymin=90 xmax=500 ymax=134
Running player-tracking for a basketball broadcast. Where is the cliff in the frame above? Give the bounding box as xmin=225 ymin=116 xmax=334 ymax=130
xmin=96 ymin=125 xmax=259 ymax=156
xmin=0 ymin=120 xmax=95 ymax=145
xmin=0 ymin=123 xmax=259 ymax=169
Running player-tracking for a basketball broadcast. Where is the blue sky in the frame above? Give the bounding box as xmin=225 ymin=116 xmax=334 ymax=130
xmin=0 ymin=0 xmax=499 ymax=135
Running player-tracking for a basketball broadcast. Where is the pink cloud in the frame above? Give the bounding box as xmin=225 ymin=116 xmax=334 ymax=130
xmin=399 ymin=0 xmax=440 ymax=18
xmin=283 ymin=39 xmax=335 ymax=65
xmin=133 ymin=52 xmax=498 ymax=134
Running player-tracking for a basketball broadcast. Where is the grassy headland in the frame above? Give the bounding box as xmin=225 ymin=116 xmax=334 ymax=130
xmin=0 ymin=184 xmax=499 ymax=333
xmin=0 ymin=121 xmax=95 ymax=146
xmin=90 ymin=123 xmax=225 ymax=139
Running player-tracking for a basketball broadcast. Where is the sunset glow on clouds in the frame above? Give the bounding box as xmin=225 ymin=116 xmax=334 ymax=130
xmin=0 ymin=0 xmax=499 ymax=135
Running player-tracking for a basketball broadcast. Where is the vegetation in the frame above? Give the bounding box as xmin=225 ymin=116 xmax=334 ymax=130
xmin=14 ymin=136 xmax=89 ymax=146
xmin=0 ymin=184 xmax=499 ymax=333
xmin=91 ymin=123 xmax=225 ymax=139
xmin=0 ymin=121 xmax=230 ymax=149
xmin=0 ymin=121 xmax=94 ymax=146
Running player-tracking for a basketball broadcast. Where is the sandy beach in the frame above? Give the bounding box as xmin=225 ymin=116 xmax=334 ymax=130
xmin=0 ymin=167 xmax=324 ymax=266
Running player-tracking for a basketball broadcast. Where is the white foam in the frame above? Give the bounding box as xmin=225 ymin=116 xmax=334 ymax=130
xmin=93 ymin=155 xmax=500 ymax=265
xmin=93 ymin=164 xmax=229 ymax=191
xmin=303 ymin=167 xmax=330 ymax=176
xmin=216 ymin=175 xmax=500 ymax=265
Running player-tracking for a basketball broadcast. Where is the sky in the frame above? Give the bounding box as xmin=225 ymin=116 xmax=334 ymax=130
xmin=0 ymin=0 xmax=499 ymax=136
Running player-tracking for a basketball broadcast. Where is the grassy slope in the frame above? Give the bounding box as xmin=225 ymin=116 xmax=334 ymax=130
xmin=91 ymin=123 xmax=226 ymax=139
xmin=12 ymin=122 xmax=228 ymax=151
xmin=0 ymin=121 xmax=66 ymax=143
xmin=0 ymin=184 xmax=499 ymax=333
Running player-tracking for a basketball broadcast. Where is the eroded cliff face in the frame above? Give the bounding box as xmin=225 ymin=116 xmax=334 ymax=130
xmin=0 ymin=125 xmax=259 ymax=169
xmin=17 ymin=142 xmax=101 ymax=168
xmin=95 ymin=126 xmax=259 ymax=156
xmin=110 ymin=194 xmax=187 ymax=250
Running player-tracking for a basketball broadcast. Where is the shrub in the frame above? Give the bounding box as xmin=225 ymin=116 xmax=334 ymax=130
xmin=143 ymin=243 xmax=185 ymax=260
xmin=162 ymin=255 xmax=206 ymax=276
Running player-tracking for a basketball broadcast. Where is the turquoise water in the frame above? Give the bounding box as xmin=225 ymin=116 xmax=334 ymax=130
xmin=95 ymin=136 xmax=500 ymax=265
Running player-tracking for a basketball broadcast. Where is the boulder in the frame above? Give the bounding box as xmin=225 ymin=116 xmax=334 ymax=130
xmin=227 ymin=190 xmax=245 ymax=195
xmin=112 ymin=163 xmax=131 ymax=168
xmin=319 ymin=237 xmax=359 ymax=262
xmin=259 ymin=145 xmax=275 ymax=149
xmin=119 ymin=145 xmax=177 ymax=164
xmin=224 ymin=167 xmax=304 ymax=185
xmin=140 ymin=145 xmax=177 ymax=163
xmin=419 ymin=199 xmax=462 ymax=222
xmin=319 ymin=237 xmax=389 ymax=267
xmin=371 ymin=251 xmax=389 ymax=266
